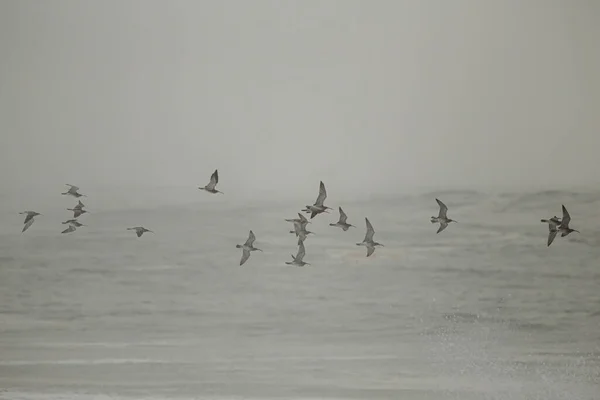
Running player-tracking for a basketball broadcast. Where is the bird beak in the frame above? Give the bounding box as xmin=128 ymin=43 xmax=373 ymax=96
xmin=257 ymin=248 xmax=263 ymax=252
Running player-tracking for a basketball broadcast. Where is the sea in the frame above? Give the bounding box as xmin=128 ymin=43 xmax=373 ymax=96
xmin=1 ymin=187 xmax=599 ymax=400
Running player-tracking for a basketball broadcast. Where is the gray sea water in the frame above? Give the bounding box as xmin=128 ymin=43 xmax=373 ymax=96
xmin=1 ymin=188 xmax=599 ymax=399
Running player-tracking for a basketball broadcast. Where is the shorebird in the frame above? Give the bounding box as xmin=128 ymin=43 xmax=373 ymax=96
xmin=285 ymin=241 xmax=310 ymax=266
xmin=557 ymin=205 xmax=579 ymax=239
xmin=20 ymin=211 xmax=41 ymax=233
xmin=357 ymin=217 xmax=384 ymax=257
xmin=292 ymin=220 xmax=314 ymax=245
xmin=62 ymin=219 xmax=86 ymax=227
xmin=329 ymin=206 xmax=355 ymax=231
xmin=127 ymin=226 xmax=154 ymax=238
xmin=198 ymin=169 xmax=223 ymax=194
xmin=546 ymin=218 xmax=560 ymax=247
xmin=285 ymin=213 xmax=311 ymax=229
xmin=302 ymin=181 xmax=332 ymax=219
xmin=236 ymin=230 xmax=263 ymax=266
xmin=431 ymin=198 xmax=457 ymax=234
xmin=67 ymin=207 xmax=88 ymax=218
xmin=20 ymin=211 xmax=41 ymax=225
xmin=61 ymin=184 xmax=86 ymax=198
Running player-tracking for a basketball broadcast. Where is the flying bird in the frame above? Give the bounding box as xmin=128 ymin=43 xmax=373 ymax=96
xmin=20 ymin=211 xmax=41 ymax=225
xmin=357 ymin=217 xmax=384 ymax=257
xmin=431 ymin=198 xmax=457 ymax=233
xmin=292 ymin=220 xmax=314 ymax=245
xmin=285 ymin=241 xmax=310 ymax=267
xmin=236 ymin=230 xmax=263 ymax=265
xmin=198 ymin=169 xmax=223 ymax=194
xmin=557 ymin=205 xmax=580 ymax=239
xmin=62 ymin=219 xmax=86 ymax=227
xmin=61 ymin=184 xmax=86 ymax=198
xmin=302 ymin=181 xmax=332 ymax=218
xmin=127 ymin=226 xmax=154 ymax=238
xmin=67 ymin=207 xmax=88 ymax=218
xmin=329 ymin=207 xmax=355 ymax=231
xmin=285 ymin=213 xmax=311 ymax=230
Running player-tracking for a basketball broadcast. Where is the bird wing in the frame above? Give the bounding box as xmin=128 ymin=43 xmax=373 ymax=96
xmin=366 ymin=245 xmax=375 ymax=257
xmin=136 ymin=230 xmax=143 ymax=237
xmin=293 ymin=221 xmax=302 ymax=236
xmin=61 ymin=225 xmax=76 ymax=234
xmin=66 ymin=184 xmax=80 ymax=191
xmin=338 ymin=207 xmax=348 ymax=224
xmin=314 ymin=181 xmax=327 ymax=206
xmin=206 ymin=169 xmax=218 ymax=190
xmin=436 ymin=198 xmax=448 ymax=219
xmin=548 ymin=220 xmax=559 ymax=231
xmin=364 ymin=217 xmax=375 ymax=242
xmin=22 ymin=218 xmax=35 ymax=233
xmin=296 ymin=242 xmax=306 ymax=262
xmin=23 ymin=213 xmax=34 ymax=225
xmin=298 ymin=213 xmax=308 ymax=224
xmin=240 ymin=248 xmax=251 ymax=265
xmin=436 ymin=221 xmax=448 ymax=234
xmin=73 ymin=209 xmax=83 ymax=218
xmin=560 ymin=205 xmax=571 ymax=228
xmin=244 ymin=230 xmax=256 ymax=247
xmin=547 ymin=230 xmax=558 ymax=246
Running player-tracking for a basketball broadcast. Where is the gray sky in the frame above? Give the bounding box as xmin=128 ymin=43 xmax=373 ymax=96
xmin=1 ymin=0 xmax=599 ymax=201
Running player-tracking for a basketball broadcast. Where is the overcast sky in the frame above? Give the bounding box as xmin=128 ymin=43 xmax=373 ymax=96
xmin=1 ymin=0 xmax=599 ymax=202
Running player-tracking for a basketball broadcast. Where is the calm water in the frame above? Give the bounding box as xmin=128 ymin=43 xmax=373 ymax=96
xmin=1 ymin=189 xmax=599 ymax=399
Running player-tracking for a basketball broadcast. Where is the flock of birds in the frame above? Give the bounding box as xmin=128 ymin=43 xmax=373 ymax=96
xmin=19 ymin=170 xmax=580 ymax=266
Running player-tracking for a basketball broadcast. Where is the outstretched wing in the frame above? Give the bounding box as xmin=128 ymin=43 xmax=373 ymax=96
xmin=23 ymin=213 xmax=34 ymax=225
xmin=298 ymin=213 xmax=308 ymax=224
xmin=560 ymin=205 xmax=571 ymax=228
xmin=136 ymin=229 xmax=144 ymax=237
xmin=61 ymin=225 xmax=76 ymax=234
xmin=436 ymin=221 xmax=448 ymax=234
xmin=206 ymin=169 xmax=218 ymax=190
xmin=314 ymin=181 xmax=327 ymax=206
xmin=338 ymin=207 xmax=348 ymax=224
xmin=244 ymin=230 xmax=256 ymax=247
xmin=240 ymin=248 xmax=251 ymax=265
xmin=547 ymin=230 xmax=558 ymax=246
xmin=73 ymin=209 xmax=84 ymax=218
xmin=22 ymin=218 xmax=35 ymax=233
xmin=364 ymin=217 xmax=375 ymax=242
xmin=296 ymin=241 xmax=306 ymax=262
xmin=436 ymin=198 xmax=448 ymax=219
xmin=66 ymin=184 xmax=80 ymax=191
xmin=366 ymin=245 xmax=375 ymax=257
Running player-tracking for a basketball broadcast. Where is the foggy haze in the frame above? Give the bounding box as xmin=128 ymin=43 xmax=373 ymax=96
xmin=1 ymin=0 xmax=599 ymax=202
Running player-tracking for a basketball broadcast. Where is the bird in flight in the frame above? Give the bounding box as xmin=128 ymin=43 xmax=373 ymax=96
xmin=285 ymin=241 xmax=310 ymax=267
xmin=329 ymin=206 xmax=355 ymax=231
xmin=127 ymin=226 xmax=154 ymax=238
xmin=198 ymin=169 xmax=223 ymax=194
xmin=61 ymin=184 xmax=86 ymax=198
xmin=20 ymin=211 xmax=41 ymax=233
xmin=302 ymin=181 xmax=332 ymax=219
xmin=357 ymin=217 xmax=384 ymax=257
xmin=431 ymin=198 xmax=457 ymax=234
xmin=236 ymin=230 xmax=262 ymax=265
